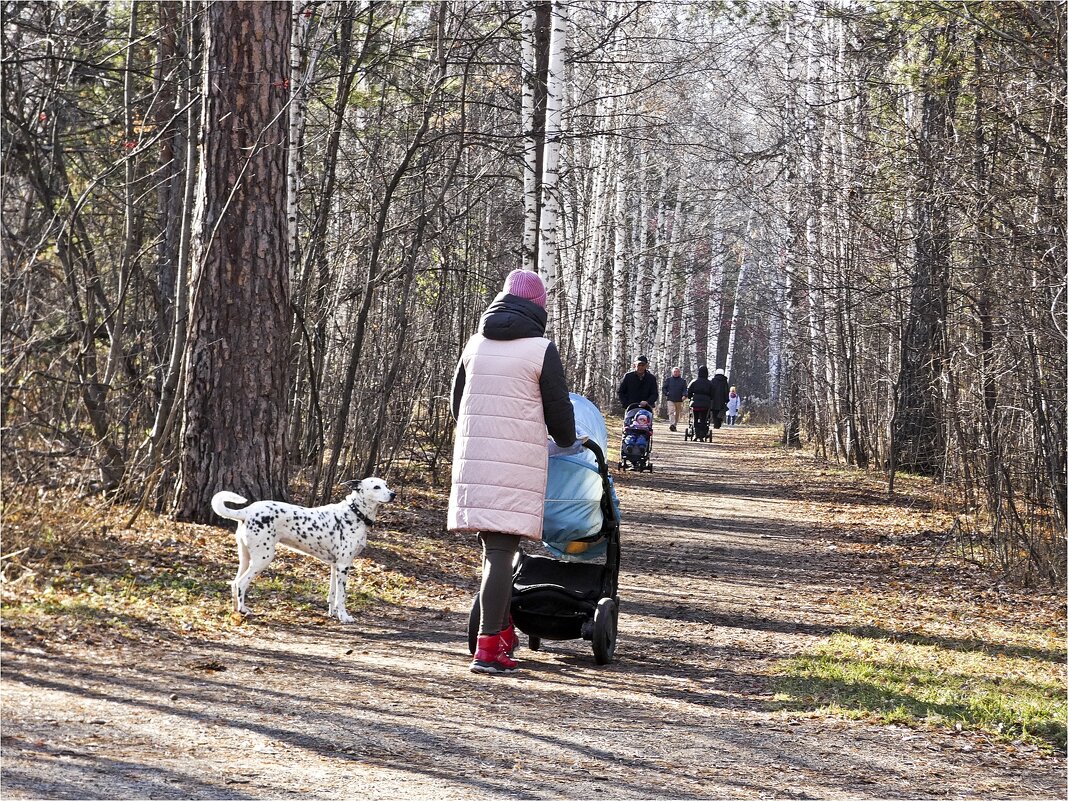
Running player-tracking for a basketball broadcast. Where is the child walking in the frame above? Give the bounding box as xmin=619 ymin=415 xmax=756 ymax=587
xmin=726 ymin=386 xmax=741 ymax=426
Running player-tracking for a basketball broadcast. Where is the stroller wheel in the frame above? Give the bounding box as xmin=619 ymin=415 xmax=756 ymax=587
xmin=467 ymin=593 xmax=481 ymax=655
xmin=528 ymin=635 xmax=542 ymax=651
xmin=647 ymin=463 xmax=654 ymax=473
xmin=592 ymin=598 xmax=618 ymax=665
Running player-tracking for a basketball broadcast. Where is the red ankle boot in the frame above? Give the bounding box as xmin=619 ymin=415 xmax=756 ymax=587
xmin=500 ymin=620 xmax=520 ymax=656
xmin=470 ymin=633 xmax=518 ymax=674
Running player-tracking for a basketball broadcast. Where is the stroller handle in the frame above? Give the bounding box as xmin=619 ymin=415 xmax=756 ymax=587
xmin=581 ymin=438 xmax=609 ymax=477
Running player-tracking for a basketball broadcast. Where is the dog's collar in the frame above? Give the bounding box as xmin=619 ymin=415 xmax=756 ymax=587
xmin=349 ymin=504 xmax=375 ymax=527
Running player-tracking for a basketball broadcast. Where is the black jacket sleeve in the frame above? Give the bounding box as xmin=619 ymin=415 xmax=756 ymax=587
xmin=450 ymin=357 xmax=467 ymax=421
xmin=617 ymin=373 xmax=630 ymax=408
xmin=540 ymin=342 xmax=576 ymax=446
xmin=710 ymin=376 xmax=730 ymax=409
xmin=644 ymin=374 xmax=659 ymax=406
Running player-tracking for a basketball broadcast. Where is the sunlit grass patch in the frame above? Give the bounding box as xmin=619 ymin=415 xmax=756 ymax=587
xmin=1 ymin=554 xmax=421 ymax=637
xmin=0 ymin=486 xmax=445 ymax=643
xmin=2 ymin=566 xmax=234 ymax=636
xmin=773 ymin=631 xmax=1067 ymax=751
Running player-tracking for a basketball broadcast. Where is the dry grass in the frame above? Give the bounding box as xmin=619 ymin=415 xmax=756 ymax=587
xmin=0 ymin=483 xmax=475 ymax=645
xmin=766 ymin=440 xmax=1068 ymax=753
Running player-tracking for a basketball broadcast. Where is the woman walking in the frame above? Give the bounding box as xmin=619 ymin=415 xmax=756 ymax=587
xmin=449 ymin=269 xmax=577 ymax=674
xmin=686 ymin=366 xmax=714 ymax=441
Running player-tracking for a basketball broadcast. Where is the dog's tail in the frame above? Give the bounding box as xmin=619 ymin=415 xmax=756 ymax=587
xmin=211 ymin=491 xmax=251 ymax=521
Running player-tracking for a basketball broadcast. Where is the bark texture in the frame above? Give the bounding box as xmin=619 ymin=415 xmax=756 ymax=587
xmin=176 ymin=0 xmax=292 ymax=521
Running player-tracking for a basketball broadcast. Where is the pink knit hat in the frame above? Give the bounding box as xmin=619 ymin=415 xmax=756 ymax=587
xmin=503 ymin=269 xmax=547 ymax=308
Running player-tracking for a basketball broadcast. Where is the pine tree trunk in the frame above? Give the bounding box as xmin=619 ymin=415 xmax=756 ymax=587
xmin=892 ymin=23 xmax=959 ymax=477
xmin=176 ymin=0 xmax=292 ymax=521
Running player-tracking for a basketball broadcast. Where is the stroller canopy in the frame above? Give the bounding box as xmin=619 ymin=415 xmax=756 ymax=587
xmin=543 ymin=393 xmax=618 ymax=561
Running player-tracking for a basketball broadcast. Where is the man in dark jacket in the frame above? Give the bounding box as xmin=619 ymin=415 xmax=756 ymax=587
xmin=662 ymin=366 xmax=687 ymax=432
xmin=617 ymin=356 xmax=659 ymax=411
xmin=710 ymin=367 xmax=730 ymax=429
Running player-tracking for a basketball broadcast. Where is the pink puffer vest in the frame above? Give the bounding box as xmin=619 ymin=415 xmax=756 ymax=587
xmin=447 ymin=333 xmax=552 ymax=539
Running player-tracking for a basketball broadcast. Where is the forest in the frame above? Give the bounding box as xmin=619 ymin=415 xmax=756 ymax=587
xmin=3 ymin=0 xmax=1065 ymax=584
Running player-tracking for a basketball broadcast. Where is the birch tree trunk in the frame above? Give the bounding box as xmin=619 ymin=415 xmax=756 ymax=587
xmin=609 ymin=135 xmax=628 ymax=383
xmin=655 ymin=175 xmax=685 ymax=365
xmin=521 ymin=2 xmax=539 ymax=272
xmin=96 ymin=0 xmax=140 ymax=480
xmin=537 ymin=0 xmax=567 ymax=289
xmin=145 ymin=0 xmax=201 ymax=480
xmin=803 ymin=13 xmax=829 ymax=454
xmin=723 ymin=210 xmax=754 ymax=379
xmin=819 ymin=16 xmax=844 ymax=460
xmin=684 ymin=251 xmax=699 ymax=374
xmin=582 ymin=225 xmax=609 ymax=398
xmin=286 ymin=0 xmax=311 ymax=281
xmin=706 ymin=228 xmax=724 ymax=369
xmin=781 ymin=3 xmax=803 ymax=447
xmin=574 ymin=88 xmax=611 ymax=362
xmin=648 ymin=176 xmax=668 ymax=355
xmin=631 ymin=143 xmax=650 ymax=352
xmin=835 ymin=8 xmax=866 ymax=466
xmin=768 ymin=276 xmax=784 ymax=404
xmin=724 ymin=251 xmax=749 ymax=380
xmin=554 ymin=71 xmax=581 ymax=348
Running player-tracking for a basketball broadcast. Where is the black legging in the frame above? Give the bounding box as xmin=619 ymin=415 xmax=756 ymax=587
xmin=477 ymin=532 xmax=520 ymax=635
xmin=693 ymin=408 xmax=709 ymax=429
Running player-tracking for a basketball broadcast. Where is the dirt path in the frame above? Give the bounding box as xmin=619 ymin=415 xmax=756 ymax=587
xmin=2 ymin=426 xmax=1063 ymax=799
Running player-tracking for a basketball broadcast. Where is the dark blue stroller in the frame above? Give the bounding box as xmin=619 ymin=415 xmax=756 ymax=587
xmin=617 ymin=402 xmax=654 ymax=472
xmin=684 ymin=403 xmax=712 ymax=442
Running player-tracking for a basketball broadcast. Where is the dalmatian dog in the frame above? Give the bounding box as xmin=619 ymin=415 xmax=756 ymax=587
xmin=211 ymin=478 xmax=396 ymax=623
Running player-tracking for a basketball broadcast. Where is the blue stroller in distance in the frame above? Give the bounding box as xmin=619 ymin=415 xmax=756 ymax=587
xmin=467 ymin=394 xmax=622 ymax=665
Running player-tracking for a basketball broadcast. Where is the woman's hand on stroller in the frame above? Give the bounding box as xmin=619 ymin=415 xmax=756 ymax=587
xmin=548 ymin=432 xmax=588 ymax=456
